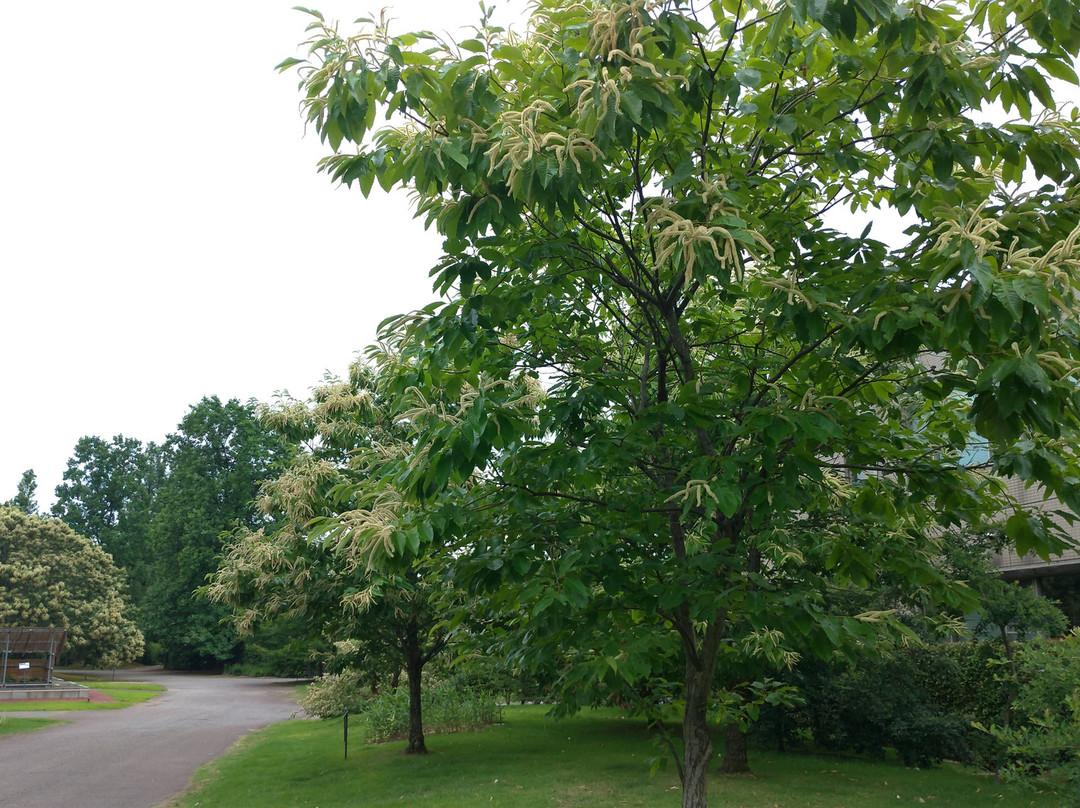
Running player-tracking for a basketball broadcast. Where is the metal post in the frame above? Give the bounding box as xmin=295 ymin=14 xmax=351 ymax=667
xmin=344 ymin=711 xmax=349 ymax=760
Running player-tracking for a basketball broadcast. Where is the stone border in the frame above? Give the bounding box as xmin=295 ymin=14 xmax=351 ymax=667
xmin=0 ymin=678 xmax=89 ymax=702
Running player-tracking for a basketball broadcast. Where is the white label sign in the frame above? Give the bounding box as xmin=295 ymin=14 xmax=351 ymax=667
xmin=18 ymin=662 xmax=31 ymax=670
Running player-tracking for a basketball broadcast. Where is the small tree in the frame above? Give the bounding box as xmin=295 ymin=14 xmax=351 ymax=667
xmin=0 ymin=506 xmax=143 ymax=666
xmin=208 ymin=356 xmax=488 ymax=753
xmin=935 ymin=528 xmax=1068 ymax=666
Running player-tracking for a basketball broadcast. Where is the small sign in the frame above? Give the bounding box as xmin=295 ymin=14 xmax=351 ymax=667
xmin=18 ymin=662 xmax=30 ymax=670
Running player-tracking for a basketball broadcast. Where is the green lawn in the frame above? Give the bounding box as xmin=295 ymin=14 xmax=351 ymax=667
xmin=59 ymin=672 xmax=162 ymax=686
xmin=167 ymin=705 xmax=1064 ymax=808
xmin=61 ymin=677 xmax=165 ymax=691
xmin=0 ymin=679 xmax=165 ymax=712
xmin=0 ymin=715 xmax=66 ymax=737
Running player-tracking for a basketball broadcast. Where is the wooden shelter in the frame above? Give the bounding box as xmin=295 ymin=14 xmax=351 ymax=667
xmin=0 ymin=627 xmax=66 ymax=686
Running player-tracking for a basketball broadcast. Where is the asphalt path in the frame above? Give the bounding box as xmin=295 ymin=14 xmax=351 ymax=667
xmin=0 ymin=668 xmax=303 ymax=808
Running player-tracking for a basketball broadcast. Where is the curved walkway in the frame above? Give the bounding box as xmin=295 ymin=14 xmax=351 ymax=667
xmin=0 ymin=668 xmax=302 ymax=808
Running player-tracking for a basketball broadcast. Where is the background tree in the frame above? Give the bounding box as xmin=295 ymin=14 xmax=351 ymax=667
xmin=52 ymin=435 xmax=165 ymax=595
xmin=0 ymin=506 xmax=144 ymax=666
xmin=3 ymin=469 xmax=38 ymax=515
xmin=945 ymin=529 xmax=1070 ymax=659
xmin=286 ymin=1 xmax=1080 ymax=805
xmin=142 ymin=397 xmax=290 ymax=670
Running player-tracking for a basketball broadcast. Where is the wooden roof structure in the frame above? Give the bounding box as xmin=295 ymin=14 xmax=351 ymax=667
xmin=1 ymin=627 xmax=67 ymax=686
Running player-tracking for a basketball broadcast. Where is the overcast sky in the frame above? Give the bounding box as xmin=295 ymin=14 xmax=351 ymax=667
xmin=1 ymin=1 xmax=526 ymax=508
xmin=3 ymin=3 xmax=1075 ymax=511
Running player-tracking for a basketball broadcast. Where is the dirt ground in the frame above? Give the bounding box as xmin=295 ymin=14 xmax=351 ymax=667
xmin=0 ymin=667 xmax=303 ymax=808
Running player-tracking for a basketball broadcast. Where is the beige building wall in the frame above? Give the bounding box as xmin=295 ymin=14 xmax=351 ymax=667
xmin=993 ymin=476 xmax=1080 ymax=580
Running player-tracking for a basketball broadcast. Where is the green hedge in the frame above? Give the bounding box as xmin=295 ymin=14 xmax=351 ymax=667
xmin=754 ymin=641 xmax=1011 ymax=768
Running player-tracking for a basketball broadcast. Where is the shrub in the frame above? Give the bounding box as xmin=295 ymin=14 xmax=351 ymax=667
xmin=298 ymin=668 xmax=373 ymax=718
xmin=298 ymin=669 xmax=502 ymax=743
xmin=936 ymin=640 xmax=1013 ymax=770
xmin=755 ymin=634 xmax=1077 ymax=777
xmin=936 ymin=640 xmax=1013 ymax=725
xmin=227 ymin=638 xmax=311 ymax=678
xmin=977 ymin=629 xmax=1080 ymax=800
xmin=755 ymin=641 xmax=1013 ymax=768
xmin=362 ymin=677 xmax=502 ymax=743
xmin=797 ymin=647 xmax=971 ymax=767
xmin=435 ymin=657 xmax=555 ymax=704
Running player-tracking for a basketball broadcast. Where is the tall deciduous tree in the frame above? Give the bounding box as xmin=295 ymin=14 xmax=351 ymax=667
xmin=285 ymin=1 xmax=1080 ymax=804
xmin=52 ymin=435 xmax=165 ymax=594
xmin=142 ymin=397 xmax=289 ymax=670
xmin=4 ymin=469 xmax=38 ymax=515
xmin=0 ymin=507 xmax=144 ymax=666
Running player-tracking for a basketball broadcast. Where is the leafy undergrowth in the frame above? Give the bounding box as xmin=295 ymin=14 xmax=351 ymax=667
xmin=0 ymin=680 xmax=165 ymax=712
xmin=166 ymin=705 xmax=1063 ymax=808
xmin=299 ymin=671 xmax=501 ymax=742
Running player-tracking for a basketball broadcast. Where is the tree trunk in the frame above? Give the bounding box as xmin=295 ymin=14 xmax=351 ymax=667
xmin=1000 ymin=626 xmax=1015 ymax=728
xmin=718 ymin=724 xmax=750 ymax=774
xmin=681 ymin=662 xmax=713 ymax=808
xmin=404 ymin=621 xmax=427 ymax=755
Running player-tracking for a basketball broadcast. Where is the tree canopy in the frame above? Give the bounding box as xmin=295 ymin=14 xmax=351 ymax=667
xmin=141 ymin=397 xmax=291 ymax=670
xmin=281 ymin=1 xmax=1080 ymax=804
xmin=3 ymin=469 xmax=38 ymax=515
xmin=208 ymin=358 xmax=468 ymax=753
xmin=52 ymin=435 xmax=165 ymax=593
xmin=0 ymin=506 xmax=144 ymax=666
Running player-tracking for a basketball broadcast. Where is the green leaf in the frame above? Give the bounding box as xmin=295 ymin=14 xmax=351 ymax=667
xmin=1005 ymin=512 xmax=1037 ymax=557
xmin=1035 ymin=54 xmax=1078 ymax=84
xmin=820 ymin=617 xmax=842 ymax=646
xmin=735 ymin=67 xmax=762 ymax=88
xmin=714 ymin=484 xmax=742 ymax=518
xmin=324 ymin=117 xmax=343 ymax=151
xmin=932 ymin=148 xmax=953 ymax=184
xmin=275 ymin=56 xmax=306 ymax=72
xmin=1013 ymin=277 xmax=1050 ymax=311
xmin=441 ymin=140 xmax=470 ymax=169
xmin=775 ymin=114 xmax=797 ymax=135
xmin=620 ymin=88 xmax=643 ymax=125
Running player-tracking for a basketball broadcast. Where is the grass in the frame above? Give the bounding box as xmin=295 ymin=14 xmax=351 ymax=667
xmin=82 ymin=680 xmax=166 ymax=692
xmin=59 ymin=672 xmax=162 ymax=687
xmin=0 ymin=679 xmax=165 ymax=712
xmin=0 ymin=715 xmax=66 ymax=737
xmin=165 ymin=705 xmax=1065 ymax=808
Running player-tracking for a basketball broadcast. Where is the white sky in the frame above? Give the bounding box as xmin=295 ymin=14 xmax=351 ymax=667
xmin=1 ymin=1 xmax=526 ymax=509
xmin=2 ymin=3 xmax=1075 ymax=510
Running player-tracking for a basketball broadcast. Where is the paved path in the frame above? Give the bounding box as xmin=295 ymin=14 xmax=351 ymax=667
xmin=0 ymin=668 xmax=302 ymax=808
